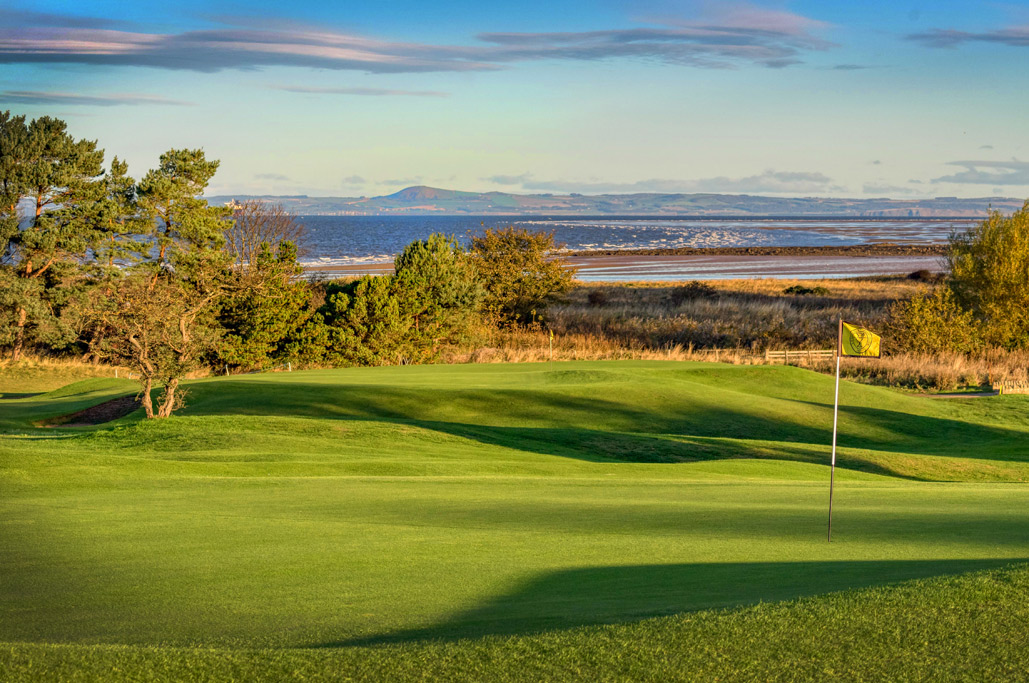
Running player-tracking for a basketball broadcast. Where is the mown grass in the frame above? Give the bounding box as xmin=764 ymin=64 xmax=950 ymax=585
xmin=2 ymin=361 xmax=1028 ymax=680
xmin=4 ymin=563 xmax=1028 ymax=682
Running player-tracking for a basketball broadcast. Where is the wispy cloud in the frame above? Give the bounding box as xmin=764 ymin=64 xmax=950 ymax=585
xmin=0 ymin=25 xmax=497 ymax=74
xmin=273 ymin=85 xmax=449 ymax=97
xmin=381 ymin=177 xmax=424 ymax=186
xmin=932 ymin=159 xmax=1029 ymax=185
xmin=255 ymin=172 xmax=289 ymax=181
xmin=483 ymin=173 xmax=534 ymax=185
xmin=475 ymin=12 xmax=834 ymax=70
xmin=862 ymin=182 xmax=920 ymax=196
xmin=343 ymin=175 xmax=366 ymax=184
xmin=907 ymin=25 xmax=1029 ymax=49
xmin=0 ymin=90 xmax=192 ymax=106
xmin=0 ymin=8 xmax=134 ymax=30
xmin=0 ymin=8 xmax=833 ymax=73
xmin=485 ymin=170 xmax=840 ymax=195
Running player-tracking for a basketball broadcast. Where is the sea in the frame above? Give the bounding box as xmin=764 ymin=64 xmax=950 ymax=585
xmin=296 ymin=215 xmax=974 ymax=267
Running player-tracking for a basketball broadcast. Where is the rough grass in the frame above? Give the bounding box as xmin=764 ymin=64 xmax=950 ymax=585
xmin=2 ymin=362 xmax=1029 ymax=680
xmin=445 ymin=277 xmax=1029 ymax=391
xmin=547 ymin=277 xmax=924 ymax=350
xmin=0 ymin=355 xmax=122 ymax=397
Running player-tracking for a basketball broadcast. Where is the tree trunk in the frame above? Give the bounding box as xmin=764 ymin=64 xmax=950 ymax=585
xmin=11 ymin=307 xmax=27 ymax=361
xmin=157 ymin=378 xmax=179 ymax=418
xmin=140 ymin=377 xmax=155 ymax=419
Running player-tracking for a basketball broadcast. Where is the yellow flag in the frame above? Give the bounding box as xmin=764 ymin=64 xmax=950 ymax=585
xmin=840 ymin=322 xmax=881 ymax=357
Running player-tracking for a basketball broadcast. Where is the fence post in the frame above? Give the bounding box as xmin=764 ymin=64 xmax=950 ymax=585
xmin=784 ymin=349 xmax=789 ymax=365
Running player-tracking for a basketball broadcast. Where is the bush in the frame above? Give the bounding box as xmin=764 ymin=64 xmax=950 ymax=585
xmin=886 ymin=287 xmax=982 ymax=355
xmin=587 ymin=290 xmax=609 ymax=307
xmin=470 ymin=227 xmax=575 ymax=325
xmin=907 ymin=269 xmax=941 ymax=283
xmin=783 ymin=285 xmax=831 ymax=296
xmin=319 ymin=234 xmax=482 ymax=366
xmin=393 ymin=233 xmax=482 ymax=358
xmin=949 ymin=201 xmax=1029 ymax=347
xmin=218 ymin=241 xmax=317 ymax=370
xmin=320 ymin=275 xmax=408 ymax=366
xmin=669 ymin=281 xmax=717 ymax=305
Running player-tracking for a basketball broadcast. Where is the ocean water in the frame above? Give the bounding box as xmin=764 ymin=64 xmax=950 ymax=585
xmin=296 ymin=215 xmax=976 ymax=267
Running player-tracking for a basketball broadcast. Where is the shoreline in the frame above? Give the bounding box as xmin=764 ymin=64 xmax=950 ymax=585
xmin=305 ymin=245 xmax=945 ymax=282
xmin=568 ymin=243 xmax=946 ymax=257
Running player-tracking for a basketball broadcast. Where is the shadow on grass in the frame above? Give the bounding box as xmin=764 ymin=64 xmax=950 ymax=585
xmin=321 ymin=557 xmax=1025 ymax=647
xmin=389 ymin=419 xmax=917 ymax=479
xmin=173 ymin=380 xmax=1029 ymax=474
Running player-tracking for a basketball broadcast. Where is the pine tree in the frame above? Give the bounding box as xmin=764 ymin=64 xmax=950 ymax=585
xmin=0 ymin=112 xmax=105 ymax=359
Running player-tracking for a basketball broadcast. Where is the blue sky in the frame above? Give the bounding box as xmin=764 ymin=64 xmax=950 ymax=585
xmin=2 ymin=0 xmax=1027 ymax=198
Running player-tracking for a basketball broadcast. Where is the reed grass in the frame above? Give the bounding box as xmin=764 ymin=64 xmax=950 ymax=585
xmin=448 ymin=278 xmax=1028 ymax=392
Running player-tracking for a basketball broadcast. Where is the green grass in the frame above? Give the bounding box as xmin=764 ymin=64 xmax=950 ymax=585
xmin=2 ymin=361 xmax=1028 ymax=680
xmin=0 ymin=359 xmax=121 ymax=398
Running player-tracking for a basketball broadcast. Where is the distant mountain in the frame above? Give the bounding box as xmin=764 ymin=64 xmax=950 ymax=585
xmin=383 ymin=186 xmax=482 ymax=201
xmin=207 ymin=186 xmax=1025 ymax=217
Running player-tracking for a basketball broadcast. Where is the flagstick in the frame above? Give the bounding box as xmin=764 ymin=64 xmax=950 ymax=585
xmin=828 ymin=318 xmax=843 ymax=543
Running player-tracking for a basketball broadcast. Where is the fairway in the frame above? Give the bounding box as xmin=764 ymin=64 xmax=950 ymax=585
xmin=3 ymin=361 xmax=1029 ymax=679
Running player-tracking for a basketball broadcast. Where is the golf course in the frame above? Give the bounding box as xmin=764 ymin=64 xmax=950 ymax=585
xmin=3 ymin=360 xmax=1029 ymax=680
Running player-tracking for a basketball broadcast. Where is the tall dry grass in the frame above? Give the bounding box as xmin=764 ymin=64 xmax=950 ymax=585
xmin=0 ymin=353 xmax=122 ymax=395
xmin=829 ymin=350 xmax=1029 ymax=391
xmin=447 ymin=278 xmax=1029 ymax=392
xmin=0 ymin=353 xmax=212 ymax=396
xmin=541 ymin=278 xmax=924 ymax=351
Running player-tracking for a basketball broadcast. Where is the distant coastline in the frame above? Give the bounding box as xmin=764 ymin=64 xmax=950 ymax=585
xmin=209 ymin=185 xmax=1025 ymax=217
xmin=569 ymin=243 xmax=946 ymax=258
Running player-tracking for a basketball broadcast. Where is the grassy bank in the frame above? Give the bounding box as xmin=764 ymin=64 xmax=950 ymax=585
xmin=2 ymin=361 xmax=1029 ymax=679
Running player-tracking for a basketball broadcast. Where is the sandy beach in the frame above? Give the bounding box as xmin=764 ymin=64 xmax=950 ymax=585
xmin=305 ymin=251 xmax=944 ymax=282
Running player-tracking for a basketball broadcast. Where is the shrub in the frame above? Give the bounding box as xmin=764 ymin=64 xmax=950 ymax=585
xmin=907 ymin=269 xmax=941 ymax=283
xmin=470 ymin=227 xmax=575 ymax=325
xmin=319 ymin=234 xmax=482 ymax=366
xmin=669 ymin=281 xmax=717 ymax=305
xmin=783 ymin=285 xmax=831 ymax=296
xmin=587 ymin=289 xmax=609 ymax=307
xmin=320 ymin=275 xmax=408 ymax=366
xmin=949 ymin=201 xmax=1029 ymax=348
xmin=886 ymin=287 xmax=982 ymax=355
xmin=393 ymin=233 xmax=482 ymax=358
xmin=218 ymin=241 xmax=316 ymax=371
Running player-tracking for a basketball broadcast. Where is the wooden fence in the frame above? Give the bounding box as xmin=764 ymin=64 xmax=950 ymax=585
xmin=993 ymin=380 xmax=1029 ymax=395
xmin=761 ymin=349 xmax=834 ymax=365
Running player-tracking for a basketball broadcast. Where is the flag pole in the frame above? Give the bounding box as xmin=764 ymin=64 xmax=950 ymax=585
xmin=828 ymin=318 xmax=843 ymax=542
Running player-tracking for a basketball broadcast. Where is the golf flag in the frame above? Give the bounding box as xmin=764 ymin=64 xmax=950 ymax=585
xmin=840 ymin=322 xmax=881 ymax=357
xmin=828 ymin=319 xmax=882 ymax=543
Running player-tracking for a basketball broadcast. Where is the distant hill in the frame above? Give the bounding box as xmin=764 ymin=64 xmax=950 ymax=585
xmin=207 ymin=185 xmax=1025 ymax=217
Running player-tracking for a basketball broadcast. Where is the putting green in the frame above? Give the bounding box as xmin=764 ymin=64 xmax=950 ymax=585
xmin=1 ymin=361 xmax=1028 ymax=678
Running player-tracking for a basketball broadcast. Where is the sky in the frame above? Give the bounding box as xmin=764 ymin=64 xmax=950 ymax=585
xmin=1 ymin=0 xmax=1028 ymax=199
